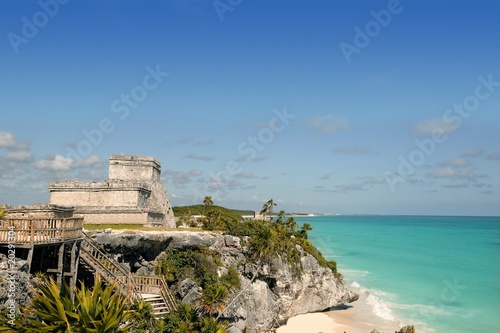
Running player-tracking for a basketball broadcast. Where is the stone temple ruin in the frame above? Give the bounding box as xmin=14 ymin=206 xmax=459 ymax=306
xmin=48 ymin=155 xmax=175 ymax=227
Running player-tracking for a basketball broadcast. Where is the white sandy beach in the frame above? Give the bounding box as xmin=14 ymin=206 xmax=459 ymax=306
xmin=277 ymin=291 xmax=402 ymax=333
xmin=276 ymin=312 xmax=360 ymax=333
xmin=276 ymin=311 xmax=377 ymax=333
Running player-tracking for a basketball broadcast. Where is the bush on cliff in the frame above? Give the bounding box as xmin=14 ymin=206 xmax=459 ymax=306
xmin=195 ymin=199 xmax=341 ymax=279
xmin=0 ymin=275 xmax=130 ymax=333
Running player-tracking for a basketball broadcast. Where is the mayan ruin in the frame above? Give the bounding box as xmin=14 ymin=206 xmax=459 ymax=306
xmin=48 ymin=155 xmax=175 ymax=227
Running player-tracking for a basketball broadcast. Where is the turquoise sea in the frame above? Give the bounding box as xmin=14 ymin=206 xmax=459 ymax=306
xmin=296 ymin=215 xmax=500 ymax=333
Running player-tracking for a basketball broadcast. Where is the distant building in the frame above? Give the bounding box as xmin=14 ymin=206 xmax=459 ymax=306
xmin=48 ymin=155 xmax=175 ymax=227
xmin=254 ymin=211 xmax=265 ymax=220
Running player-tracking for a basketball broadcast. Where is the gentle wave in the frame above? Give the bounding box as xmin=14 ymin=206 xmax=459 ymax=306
xmin=341 ymin=268 xmax=370 ymax=278
xmin=350 ymin=280 xmax=397 ymax=322
xmin=392 ymin=301 xmax=481 ymax=319
xmin=365 ymin=294 xmax=396 ymax=321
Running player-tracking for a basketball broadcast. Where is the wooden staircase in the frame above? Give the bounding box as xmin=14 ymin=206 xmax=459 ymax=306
xmin=79 ymin=232 xmax=177 ymax=317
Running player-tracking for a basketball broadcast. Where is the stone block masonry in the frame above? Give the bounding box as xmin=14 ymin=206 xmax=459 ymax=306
xmin=49 ymin=155 xmax=175 ymax=227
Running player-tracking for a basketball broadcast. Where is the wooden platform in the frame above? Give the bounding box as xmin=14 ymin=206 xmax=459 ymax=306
xmin=0 ymin=217 xmax=84 ymax=246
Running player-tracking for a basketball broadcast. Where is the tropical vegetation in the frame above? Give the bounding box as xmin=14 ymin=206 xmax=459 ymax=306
xmin=0 ymin=198 xmax=338 ymax=333
xmin=0 ymin=275 xmax=129 ymax=332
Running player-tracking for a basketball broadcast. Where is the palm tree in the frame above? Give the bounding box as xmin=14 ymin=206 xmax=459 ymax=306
xmin=203 ymin=196 xmax=214 ymax=208
xmin=276 ymin=210 xmax=286 ymax=225
xmin=203 ymin=196 xmax=214 ymax=218
xmin=199 ymin=317 xmax=227 ymax=333
xmin=249 ymin=225 xmax=280 ymax=262
xmin=259 ymin=202 xmax=269 ymax=221
xmin=300 ymin=223 xmax=313 ymax=239
xmin=265 ymin=199 xmax=277 ymax=221
xmin=199 ymin=284 xmax=228 ymax=316
xmin=285 ymin=217 xmax=297 ymax=231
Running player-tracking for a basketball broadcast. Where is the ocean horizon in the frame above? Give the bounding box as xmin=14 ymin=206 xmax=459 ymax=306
xmin=296 ymin=215 xmax=500 ymax=333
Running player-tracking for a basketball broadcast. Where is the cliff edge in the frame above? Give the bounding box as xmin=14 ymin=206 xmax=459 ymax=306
xmin=90 ymin=230 xmax=358 ymax=330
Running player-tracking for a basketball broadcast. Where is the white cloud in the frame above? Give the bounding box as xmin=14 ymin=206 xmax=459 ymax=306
xmin=442 ymin=183 xmax=469 ymax=189
xmin=427 ymin=167 xmax=487 ymax=181
xmin=0 ymin=132 xmax=16 ymax=148
xmin=75 ymin=155 xmax=101 ymax=168
xmin=335 ymin=183 xmax=366 ymax=192
xmin=184 ymin=153 xmax=214 ymax=161
xmin=164 ymin=169 xmax=204 ymax=188
xmin=307 ymin=115 xmax=349 ymax=134
xmin=4 ymin=151 xmax=33 ymax=162
xmin=0 ymin=131 xmax=29 ymax=150
xmin=462 ymin=149 xmax=483 ymax=158
xmin=235 ymin=171 xmax=255 ymax=179
xmin=439 ymin=157 xmax=471 ymax=167
xmin=486 ymin=152 xmax=500 ymax=161
xmin=428 ymin=167 xmax=460 ymax=178
xmin=362 ymin=176 xmax=387 ymax=185
xmin=35 ymin=155 xmax=73 ymax=171
xmin=413 ymin=118 xmax=458 ymax=135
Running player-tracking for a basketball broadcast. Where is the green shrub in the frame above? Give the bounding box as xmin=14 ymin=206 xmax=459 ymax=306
xmin=220 ymin=266 xmax=241 ymax=291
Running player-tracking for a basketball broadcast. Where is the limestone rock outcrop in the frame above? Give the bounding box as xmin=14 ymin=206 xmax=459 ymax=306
xmin=0 ymin=255 xmax=37 ymax=309
xmin=89 ymin=229 xmax=358 ymax=330
xmin=397 ymin=326 xmax=416 ymax=333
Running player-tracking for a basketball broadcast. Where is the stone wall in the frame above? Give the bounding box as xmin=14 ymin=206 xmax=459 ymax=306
xmin=109 ymin=155 xmax=161 ymax=182
xmin=48 ymin=155 xmax=175 ymax=227
xmin=79 ymin=211 xmax=150 ymax=224
xmin=50 ymin=182 xmax=149 ymax=208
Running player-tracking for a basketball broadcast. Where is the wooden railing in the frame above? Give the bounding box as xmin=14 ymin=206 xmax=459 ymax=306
xmin=80 ymin=233 xmax=177 ymax=312
xmin=132 ymin=275 xmax=178 ymax=311
xmin=0 ymin=217 xmax=84 ymax=244
xmin=79 ymin=234 xmax=137 ymax=300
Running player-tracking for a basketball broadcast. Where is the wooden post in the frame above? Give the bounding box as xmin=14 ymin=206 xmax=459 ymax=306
xmin=26 ymin=244 xmax=34 ymax=273
xmin=69 ymin=241 xmax=79 ymax=300
xmin=56 ymin=243 xmax=65 ymax=285
xmin=38 ymin=245 xmax=45 ymax=272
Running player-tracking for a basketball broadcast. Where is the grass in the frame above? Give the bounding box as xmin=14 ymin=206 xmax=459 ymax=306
xmin=83 ymin=224 xmax=154 ymax=230
xmin=82 ymin=224 xmax=222 ymax=233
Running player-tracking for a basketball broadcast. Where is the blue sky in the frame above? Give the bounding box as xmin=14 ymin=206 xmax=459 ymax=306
xmin=1 ymin=0 xmax=499 ymax=216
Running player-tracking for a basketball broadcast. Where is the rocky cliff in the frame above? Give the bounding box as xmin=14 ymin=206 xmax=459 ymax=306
xmin=89 ymin=229 xmax=358 ymax=330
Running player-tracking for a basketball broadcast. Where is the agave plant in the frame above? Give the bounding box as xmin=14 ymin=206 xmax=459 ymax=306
xmin=75 ymin=275 xmax=130 ymax=332
xmin=16 ymin=277 xmax=77 ymax=332
xmin=0 ymin=275 xmax=131 ymax=332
